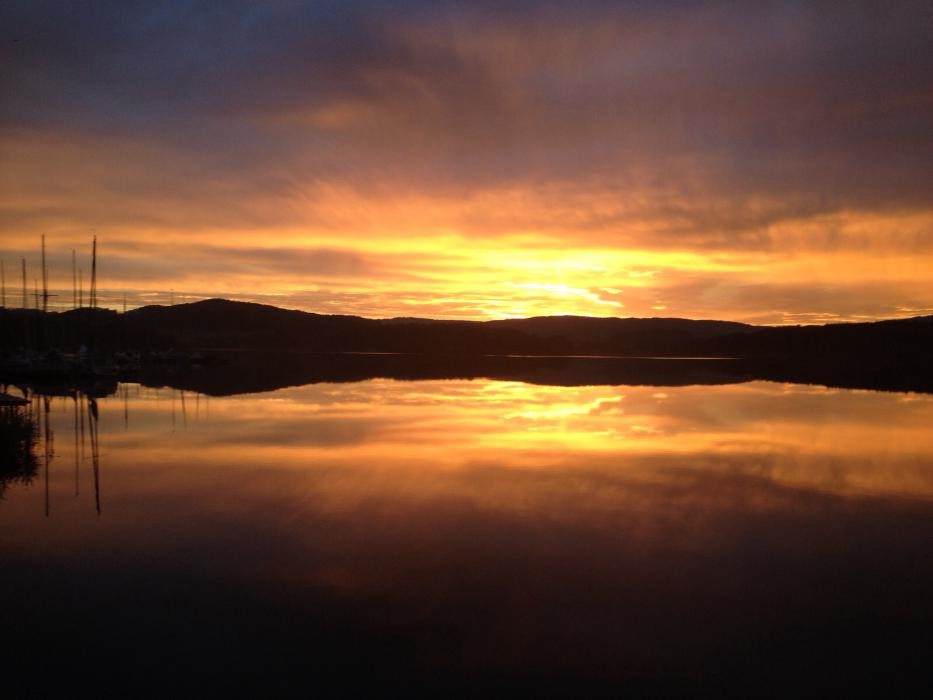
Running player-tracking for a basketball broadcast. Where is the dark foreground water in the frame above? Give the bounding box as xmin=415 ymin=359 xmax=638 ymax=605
xmin=2 ymin=377 xmax=932 ymax=696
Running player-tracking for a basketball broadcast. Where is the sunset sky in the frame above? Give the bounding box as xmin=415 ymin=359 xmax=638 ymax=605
xmin=1 ymin=1 xmax=931 ymax=323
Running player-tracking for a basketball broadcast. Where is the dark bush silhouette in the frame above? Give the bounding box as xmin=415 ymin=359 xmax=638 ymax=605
xmin=0 ymin=408 xmax=38 ymax=498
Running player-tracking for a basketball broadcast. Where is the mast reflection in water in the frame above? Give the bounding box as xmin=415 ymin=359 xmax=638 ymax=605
xmin=0 ymin=379 xmax=931 ymax=695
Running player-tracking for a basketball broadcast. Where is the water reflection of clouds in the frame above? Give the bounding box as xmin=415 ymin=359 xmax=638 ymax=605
xmin=18 ymin=379 xmax=933 ymax=528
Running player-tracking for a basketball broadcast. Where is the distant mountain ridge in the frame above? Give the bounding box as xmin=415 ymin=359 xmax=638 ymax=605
xmin=120 ymin=298 xmax=933 ymax=358
xmin=124 ymin=298 xmax=759 ymax=356
xmin=1 ymin=298 xmax=931 ymax=364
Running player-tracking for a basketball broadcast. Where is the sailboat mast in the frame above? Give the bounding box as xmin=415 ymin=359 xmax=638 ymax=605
xmin=41 ymin=234 xmax=48 ymax=313
xmin=90 ymin=235 xmax=97 ymax=308
xmin=72 ymin=249 xmax=77 ymax=309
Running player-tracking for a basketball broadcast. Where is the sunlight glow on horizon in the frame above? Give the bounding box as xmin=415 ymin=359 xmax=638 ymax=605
xmin=5 ymin=228 xmax=931 ymax=324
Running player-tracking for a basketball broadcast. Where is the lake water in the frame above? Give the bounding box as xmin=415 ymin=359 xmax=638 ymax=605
xmin=2 ymin=377 xmax=932 ymax=695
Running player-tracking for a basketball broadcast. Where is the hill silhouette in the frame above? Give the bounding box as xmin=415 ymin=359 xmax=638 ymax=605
xmin=2 ymin=298 xmax=931 ymax=393
xmin=128 ymin=299 xmax=758 ymax=355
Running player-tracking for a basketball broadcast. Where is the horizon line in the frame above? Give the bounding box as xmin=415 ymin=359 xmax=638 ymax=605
xmin=4 ymin=295 xmax=932 ymax=329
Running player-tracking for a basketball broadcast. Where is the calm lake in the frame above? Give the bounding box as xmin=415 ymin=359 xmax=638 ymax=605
xmin=2 ymin=375 xmax=932 ymax=695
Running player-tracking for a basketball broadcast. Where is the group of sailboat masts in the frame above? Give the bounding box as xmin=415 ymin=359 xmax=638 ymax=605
xmin=0 ymin=235 xmax=97 ymax=311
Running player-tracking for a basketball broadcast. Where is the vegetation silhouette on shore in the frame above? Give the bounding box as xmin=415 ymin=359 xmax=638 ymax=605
xmin=1 ymin=298 xmax=932 ymax=394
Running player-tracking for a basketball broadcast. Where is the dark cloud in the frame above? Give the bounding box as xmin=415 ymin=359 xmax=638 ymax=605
xmin=5 ymin=1 xmax=931 ymax=199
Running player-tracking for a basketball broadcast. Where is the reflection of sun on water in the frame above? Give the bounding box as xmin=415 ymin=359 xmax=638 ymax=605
xmin=506 ymin=395 xmax=623 ymax=421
